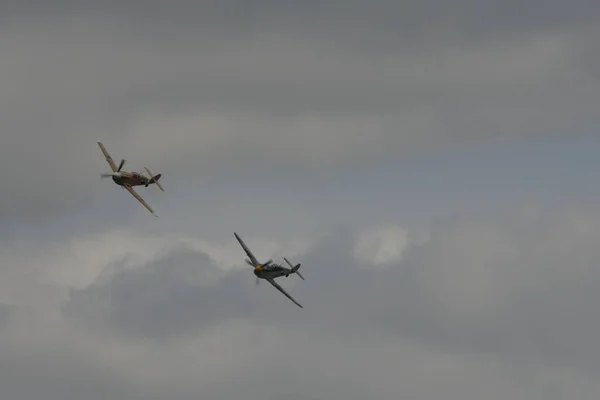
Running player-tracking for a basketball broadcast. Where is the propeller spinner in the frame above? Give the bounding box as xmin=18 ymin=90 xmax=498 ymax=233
xmin=101 ymin=159 xmax=126 ymax=179
xmin=246 ymin=258 xmax=272 ymax=271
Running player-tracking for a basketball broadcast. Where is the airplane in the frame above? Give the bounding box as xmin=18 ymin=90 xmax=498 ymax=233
xmin=234 ymin=232 xmax=304 ymax=308
xmin=97 ymin=141 xmax=164 ymax=217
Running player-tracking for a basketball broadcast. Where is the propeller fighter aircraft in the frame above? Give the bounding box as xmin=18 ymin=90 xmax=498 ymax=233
xmin=234 ymin=232 xmax=304 ymax=308
xmin=97 ymin=142 xmax=164 ymax=216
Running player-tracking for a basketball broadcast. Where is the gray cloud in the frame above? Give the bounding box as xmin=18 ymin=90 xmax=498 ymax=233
xmin=0 ymin=203 xmax=597 ymax=398
xmin=0 ymin=344 xmax=139 ymax=400
xmin=2 ymin=3 xmax=600 ymax=397
xmin=64 ymin=204 xmax=600 ymax=375
xmin=4 ymin=1 xmax=599 ymax=42
xmin=0 ymin=303 xmax=18 ymax=328
xmin=0 ymin=2 xmax=598 ymax=219
xmin=299 ymin=207 xmax=600 ymax=372
xmin=63 ymin=245 xmax=257 ymax=340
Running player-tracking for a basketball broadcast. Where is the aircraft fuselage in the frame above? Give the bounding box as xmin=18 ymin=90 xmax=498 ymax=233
xmin=254 ymin=266 xmax=292 ymax=280
xmin=111 ymin=171 xmax=158 ymax=187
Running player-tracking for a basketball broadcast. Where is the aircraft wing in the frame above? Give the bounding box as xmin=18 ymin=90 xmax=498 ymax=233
xmin=97 ymin=142 xmax=118 ymax=172
xmin=124 ymin=185 xmax=157 ymax=217
xmin=265 ymin=277 xmax=303 ymax=308
xmin=234 ymin=232 xmax=259 ymax=266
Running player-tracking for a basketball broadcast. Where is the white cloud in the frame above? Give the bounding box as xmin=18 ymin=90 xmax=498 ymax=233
xmin=353 ymin=224 xmax=409 ymax=265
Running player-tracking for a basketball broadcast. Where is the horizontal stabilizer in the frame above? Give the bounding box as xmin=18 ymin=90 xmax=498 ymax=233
xmin=284 ymin=257 xmax=304 ymax=280
xmin=144 ymin=167 xmax=164 ymax=191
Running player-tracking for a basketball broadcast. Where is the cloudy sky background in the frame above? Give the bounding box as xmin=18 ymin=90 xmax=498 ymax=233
xmin=1 ymin=1 xmax=600 ymax=398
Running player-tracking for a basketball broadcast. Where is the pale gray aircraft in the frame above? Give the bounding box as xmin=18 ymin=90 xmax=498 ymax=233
xmin=234 ymin=232 xmax=304 ymax=308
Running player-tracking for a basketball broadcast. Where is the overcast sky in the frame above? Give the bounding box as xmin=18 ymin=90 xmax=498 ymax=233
xmin=1 ymin=1 xmax=600 ymax=399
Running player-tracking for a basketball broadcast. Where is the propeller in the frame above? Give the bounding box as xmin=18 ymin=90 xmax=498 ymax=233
xmin=101 ymin=159 xmax=126 ymax=179
xmin=246 ymin=258 xmax=272 ymax=272
xmin=255 ymin=277 xmax=260 ymax=285
xmin=258 ymin=259 xmax=273 ymax=271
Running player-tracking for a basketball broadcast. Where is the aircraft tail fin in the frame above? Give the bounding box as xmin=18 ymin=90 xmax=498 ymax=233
xmin=144 ymin=167 xmax=164 ymax=191
xmin=292 ymin=264 xmax=304 ymax=280
xmin=284 ymin=257 xmax=304 ymax=280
